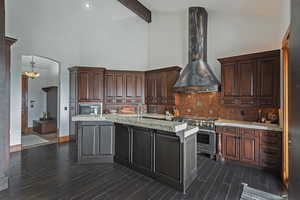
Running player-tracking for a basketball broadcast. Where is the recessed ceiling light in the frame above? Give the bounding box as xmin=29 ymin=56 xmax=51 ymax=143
xmin=82 ymin=0 xmax=93 ymax=10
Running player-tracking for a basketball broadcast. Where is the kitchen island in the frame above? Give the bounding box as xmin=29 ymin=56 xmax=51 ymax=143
xmin=72 ymin=114 xmax=199 ymax=193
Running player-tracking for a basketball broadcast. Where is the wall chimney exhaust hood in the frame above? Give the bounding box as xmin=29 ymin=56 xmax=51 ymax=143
xmin=174 ymin=7 xmax=220 ymax=93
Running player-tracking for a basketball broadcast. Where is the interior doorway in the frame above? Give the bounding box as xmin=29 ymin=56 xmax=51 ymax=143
xmin=21 ymin=55 xmax=60 ymax=149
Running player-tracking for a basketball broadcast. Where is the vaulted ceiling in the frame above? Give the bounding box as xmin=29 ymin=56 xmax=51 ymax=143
xmin=139 ymin=0 xmax=282 ymax=17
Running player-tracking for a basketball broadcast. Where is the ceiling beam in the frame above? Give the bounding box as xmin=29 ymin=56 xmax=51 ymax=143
xmin=118 ymin=0 xmax=152 ymax=23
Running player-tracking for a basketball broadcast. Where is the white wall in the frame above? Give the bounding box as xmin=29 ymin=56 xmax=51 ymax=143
xmin=149 ymin=10 xmax=282 ymax=79
xmin=280 ymin=0 xmax=291 ymax=38
xmin=6 ymin=0 xmax=149 ymax=146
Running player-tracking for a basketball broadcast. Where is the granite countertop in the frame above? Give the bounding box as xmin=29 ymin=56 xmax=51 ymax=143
xmin=72 ymin=114 xmax=188 ymax=133
xmin=215 ymin=119 xmax=282 ymax=132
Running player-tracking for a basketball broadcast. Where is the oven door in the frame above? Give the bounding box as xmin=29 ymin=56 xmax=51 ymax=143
xmin=197 ymin=130 xmax=216 ymax=154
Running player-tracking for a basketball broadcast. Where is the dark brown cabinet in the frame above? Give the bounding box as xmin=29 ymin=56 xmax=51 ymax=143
xmin=239 ymin=129 xmax=260 ymax=166
xmin=78 ymin=67 xmax=105 ymax=102
xmin=124 ymin=72 xmax=145 ymax=104
xmin=257 ymin=57 xmax=280 ymax=107
xmin=217 ymin=126 xmax=282 ymax=171
xmin=218 ymin=50 xmax=280 ymax=108
xmin=221 ymin=131 xmax=240 ymax=161
xmin=105 ymin=70 xmax=145 ymax=105
xmin=145 ymin=66 xmax=181 ymax=111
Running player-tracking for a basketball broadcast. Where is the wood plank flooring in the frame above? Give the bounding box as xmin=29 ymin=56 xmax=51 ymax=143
xmin=0 ymin=142 xmax=285 ymax=200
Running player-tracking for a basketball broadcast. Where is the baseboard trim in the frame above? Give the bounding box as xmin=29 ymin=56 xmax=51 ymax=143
xmin=10 ymin=144 xmax=22 ymax=153
xmin=0 ymin=176 xmax=8 ymax=192
xmin=58 ymin=136 xmax=70 ymax=143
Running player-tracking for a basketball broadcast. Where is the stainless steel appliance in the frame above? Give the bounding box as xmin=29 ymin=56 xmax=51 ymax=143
xmin=78 ymin=102 xmax=103 ymax=116
xmin=173 ymin=117 xmax=218 ymax=159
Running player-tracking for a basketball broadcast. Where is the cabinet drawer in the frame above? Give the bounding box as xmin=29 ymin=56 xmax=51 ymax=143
xmin=260 ymin=131 xmax=282 ymax=147
xmin=105 ymin=98 xmax=114 ymax=104
xmin=240 ymin=98 xmax=257 ymax=106
xmin=258 ymin=97 xmax=274 ymax=107
xmin=240 ymin=128 xmax=258 ymax=138
xmin=262 ymin=131 xmax=282 ymax=138
xmin=221 ymin=98 xmax=236 ymax=105
xmin=260 ymin=156 xmax=281 ymax=169
xmin=260 ymin=136 xmax=281 ymax=147
xmin=115 ymin=98 xmax=125 ymax=104
xmin=260 ymin=146 xmax=281 ymax=159
xmin=218 ymin=126 xmax=237 ymax=135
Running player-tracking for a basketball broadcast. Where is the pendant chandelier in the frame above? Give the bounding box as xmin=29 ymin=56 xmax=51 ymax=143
xmin=24 ymin=56 xmax=40 ymax=79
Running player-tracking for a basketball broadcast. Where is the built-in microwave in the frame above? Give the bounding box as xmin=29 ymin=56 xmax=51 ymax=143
xmin=78 ymin=102 xmax=102 ymax=115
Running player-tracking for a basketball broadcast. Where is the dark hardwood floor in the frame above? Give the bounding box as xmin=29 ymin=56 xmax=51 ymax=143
xmin=0 ymin=142 xmax=284 ymax=200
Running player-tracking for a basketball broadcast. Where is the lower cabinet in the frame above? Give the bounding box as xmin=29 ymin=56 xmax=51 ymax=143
xmin=239 ymin=129 xmax=260 ymax=166
xmin=114 ymin=124 xmax=197 ymax=193
xmin=77 ymin=121 xmax=114 ymax=163
xmin=217 ymin=126 xmax=282 ymax=171
xmin=132 ymin=127 xmax=153 ymax=175
xmin=114 ymin=124 xmax=131 ymax=165
xmin=154 ymin=132 xmax=181 ymax=185
xmin=221 ymin=132 xmax=240 ymax=161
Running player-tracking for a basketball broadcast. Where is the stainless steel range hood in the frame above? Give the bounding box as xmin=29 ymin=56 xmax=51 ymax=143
xmin=174 ymin=7 xmax=220 ymax=93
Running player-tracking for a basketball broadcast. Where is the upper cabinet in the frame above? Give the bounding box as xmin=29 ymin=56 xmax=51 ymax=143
xmin=145 ymin=67 xmax=181 ymax=106
xmin=77 ymin=67 xmax=105 ymax=102
xmin=218 ymin=50 xmax=280 ymax=108
xmin=69 ymin=67 xmax=105 ymax=103
xmin=104 ymin=70 xmax=145 ymax=105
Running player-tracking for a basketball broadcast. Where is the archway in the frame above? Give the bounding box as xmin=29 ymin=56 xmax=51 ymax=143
xmin=20 ymin=55 xmax=61 ymax=149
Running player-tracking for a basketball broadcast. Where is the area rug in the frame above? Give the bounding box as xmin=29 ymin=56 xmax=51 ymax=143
xmin=240 ymin=183 xmax=286 ymax=200
xmin=22 ymin=135 xmax=49 ymax=147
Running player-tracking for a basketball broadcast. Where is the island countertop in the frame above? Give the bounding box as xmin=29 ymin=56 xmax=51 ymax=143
xmin=72 ymin=114 xmax=199 ymax=135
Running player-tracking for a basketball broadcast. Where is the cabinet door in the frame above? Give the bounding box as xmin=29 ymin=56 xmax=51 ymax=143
xmin=105 ymin=73 xmax=115 ymax=104
xmin=115 ymin=73 xmax=125 ymax=104
xmin=69 ymin=71 xmax=77 ymax=102
xmin=239 ymin=129 xmax=260 ymax=165
xmin=221 ymin=132 xmax=240 ymax=161
xmin=132 ymin=127 xmax=152 ymax=173
xmin=78 ymin=71 xmax=90 ymax=101
xmin=92 ymin=71 xmax=104 ymax=101
xmin=238 ymin=61 xmax=257 ymax=97
xmin=115 ymin=124 xmax=131 ymax=165
xmin=222 ymin=63 xmax=238 ymax=97
xmin=99 ymin=125 xmax=114 ymax=155
xmin=78 ymin=125 xmax=98 ymax=157
xmin=125 ymin=73 xmax=135 ymax=98
xmin=155 ymin=132 xmax=181 ymax=183
xmin=156 ymin=72 xmax=167 ymax=105
xmin=69 ymin=103 xmax=77 ymax=141
xmin=135 ymin=73 xmax=144 ymax=99
xmin=146 ymin=72 xmax=157 ymax=105
xmin=257 ymin=57 xmax=280 ymax=107
xmin=166 ymin=70 xmax=180 ymax=105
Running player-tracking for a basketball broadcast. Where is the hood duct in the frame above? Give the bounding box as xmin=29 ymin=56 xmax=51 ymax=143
xmin=174 ymin=7 xmax=220 ymax=93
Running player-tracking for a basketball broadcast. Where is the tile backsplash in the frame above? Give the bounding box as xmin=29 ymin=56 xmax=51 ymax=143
xmin=175 ymin=92 xmax=278 ymax=122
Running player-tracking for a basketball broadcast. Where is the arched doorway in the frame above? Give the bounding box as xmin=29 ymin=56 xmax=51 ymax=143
xmin=21 ymin=55 xmax=61 ymax=149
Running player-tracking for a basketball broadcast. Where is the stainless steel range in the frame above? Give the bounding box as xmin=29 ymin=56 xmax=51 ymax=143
xmin=173 ymin=117 xmax=218 ymax=159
